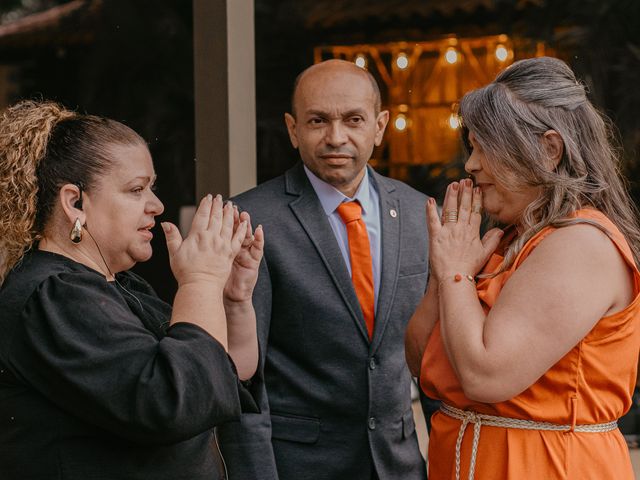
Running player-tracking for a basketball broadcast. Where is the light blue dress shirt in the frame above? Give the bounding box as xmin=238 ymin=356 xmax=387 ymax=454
xmin=303 ymin=165 xmax=381 ymax=312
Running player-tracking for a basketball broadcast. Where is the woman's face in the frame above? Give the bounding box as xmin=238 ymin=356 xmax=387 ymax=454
xmin=464 ymin=131 xmax=539 ymax=226
xmin=83 ymin=143 xmax=164 ymax=273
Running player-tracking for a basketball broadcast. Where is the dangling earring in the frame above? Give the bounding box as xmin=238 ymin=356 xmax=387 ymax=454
xmin=70 ymin=218 xmax=83 ymax=244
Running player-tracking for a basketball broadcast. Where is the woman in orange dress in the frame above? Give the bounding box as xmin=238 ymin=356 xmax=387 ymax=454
xmin=405 ymin=56 xmax=640 ymax=479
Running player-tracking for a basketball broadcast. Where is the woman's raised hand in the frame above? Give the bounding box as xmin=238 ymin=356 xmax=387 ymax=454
xmin=223 ymin=208 xmax=264 ymax=304
xmin=162 ymin=194 xmax=248 ymax=288
xmin=426 ymin=179 xmax=503 ymax=282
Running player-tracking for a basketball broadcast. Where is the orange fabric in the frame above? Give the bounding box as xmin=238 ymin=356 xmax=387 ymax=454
xmin=337 ymin=201 xmax=375 ymax=339
xmin=420 ymin=209 xmax=640 ymax=479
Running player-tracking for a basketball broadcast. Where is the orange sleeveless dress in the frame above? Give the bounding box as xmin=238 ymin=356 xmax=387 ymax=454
xmin=420 ymin=209 xmax=640 ymax=479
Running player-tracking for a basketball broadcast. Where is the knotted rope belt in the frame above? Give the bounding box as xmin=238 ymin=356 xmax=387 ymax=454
xmin=440 ymin=403 xmax=619 ymax=480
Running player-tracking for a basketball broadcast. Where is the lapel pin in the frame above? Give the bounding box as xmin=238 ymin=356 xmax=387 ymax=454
xmin=389 ymin=209 xmax=397 ymax=218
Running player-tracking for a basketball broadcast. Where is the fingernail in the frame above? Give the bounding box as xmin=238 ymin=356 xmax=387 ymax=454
xmin=498 ymin=229 xmax=504 ymax=237
xmin=206 ymin=194 xmax=213 ymax=202
xmin=161 ymin=222 xmax=170 ymax=233
xmin=474 ymin=187 xmax=480 ymax=194
xmin=452 ymin=183 xmax=459 ymax=191
xmin=215 ymin=194 xmax=222 ymax=201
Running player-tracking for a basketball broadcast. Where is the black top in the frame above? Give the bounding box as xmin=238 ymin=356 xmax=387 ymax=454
xmin=0 ymin=250 xmax=258 ymax=480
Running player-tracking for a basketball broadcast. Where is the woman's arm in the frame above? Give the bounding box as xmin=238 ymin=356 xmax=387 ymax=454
xmin=405 ymin=279 xmax=439 ymax=377
xmin=223 ymin=209 xmax=263 ymax=380
xmin=440 ymin=224 xmax=633 ymax=402
xmin=428 ymin=180 xmax=634 ymax=403
xmin=224 ymin=300 xmax=259 ymax=380
xmin=163 ymin=195 xmax=247 ymax=350
xmin=12 ymin=272 xmax=249 ymax=444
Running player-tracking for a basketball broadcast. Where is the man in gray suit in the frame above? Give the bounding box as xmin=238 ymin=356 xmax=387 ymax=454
xmin=219 ymin=59 xmax=428 ymax=480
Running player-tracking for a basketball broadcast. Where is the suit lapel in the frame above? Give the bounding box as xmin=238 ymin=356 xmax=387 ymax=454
xmin=370 ymin=169 xmax=401 ymax=352
xmin=285 ymin=164 xmax=371 ymax=343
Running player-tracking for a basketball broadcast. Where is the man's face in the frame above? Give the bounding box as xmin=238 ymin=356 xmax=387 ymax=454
xmin=285 ymin=64 xmax=389 ymax=197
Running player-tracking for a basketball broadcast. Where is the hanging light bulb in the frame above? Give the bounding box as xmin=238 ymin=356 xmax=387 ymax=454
xmin=396 ymin=52 xmax=409 ymax=70
xmin=394 ymin=114 xmax=408 ymax=131
xmin=495 ymin=44 xmax=509 ymax=62
xmin=354 ymin=54 xmax=367 ymax=69
xmin=448 ymin=113 xmax=460 ymax=130
xmin=445 ymin=47 xmax=459 ymax=64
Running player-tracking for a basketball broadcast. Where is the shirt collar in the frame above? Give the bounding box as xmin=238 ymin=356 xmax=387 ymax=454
xmin=303 ymin=165 xmax=374 ymax=216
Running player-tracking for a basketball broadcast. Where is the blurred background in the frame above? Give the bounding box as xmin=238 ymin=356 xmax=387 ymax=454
xmin=1 ymin=0 xmax=639 ymax=456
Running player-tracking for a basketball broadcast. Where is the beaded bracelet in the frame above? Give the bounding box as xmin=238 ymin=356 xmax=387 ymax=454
xmin=454 ymin=273 xmax=475 ymax=283
xmin=438 ymin=273 xmax=476 ymax=290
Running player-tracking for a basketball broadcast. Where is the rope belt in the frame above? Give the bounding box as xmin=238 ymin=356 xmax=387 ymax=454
xmin=440 ymin=403 xmax=619 ymax=480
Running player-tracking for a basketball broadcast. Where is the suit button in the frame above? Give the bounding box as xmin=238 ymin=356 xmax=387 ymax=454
xmin=369 ymin=357 xmax=376 ymax=370
xmin=368 ymin=417 xmax=376 ymax=430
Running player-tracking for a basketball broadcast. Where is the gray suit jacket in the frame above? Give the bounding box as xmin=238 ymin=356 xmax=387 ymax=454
xmin=219 ymin=163 xmax=428 ymax=480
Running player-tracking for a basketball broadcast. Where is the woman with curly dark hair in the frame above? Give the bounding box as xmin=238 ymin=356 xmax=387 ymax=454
xmin=0 ymin=100 xmax=263 ymax=479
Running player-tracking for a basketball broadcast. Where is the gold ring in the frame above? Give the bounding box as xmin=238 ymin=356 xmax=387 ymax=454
xmin=444 ymin=210 xmax=458 ymax=223
xmin=472 ymin=204 xmax=482 ymax=214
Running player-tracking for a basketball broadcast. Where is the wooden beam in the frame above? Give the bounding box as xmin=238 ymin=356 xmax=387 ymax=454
xmin=193 ymin=0 xmax=256 ymax=200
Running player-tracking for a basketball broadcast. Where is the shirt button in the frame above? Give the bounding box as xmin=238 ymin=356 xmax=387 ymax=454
xmin=368 ymin=417 xmax=376 ymax=430
xmin=369 ymin=357 xmax=376 ymax=370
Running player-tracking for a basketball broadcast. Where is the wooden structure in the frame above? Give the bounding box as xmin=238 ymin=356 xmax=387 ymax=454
xmin=315 ymin=34 xmax=548 ymax=180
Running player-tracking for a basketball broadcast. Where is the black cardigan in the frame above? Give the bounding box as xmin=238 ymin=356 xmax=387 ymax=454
xmin=0 ymin=250 xmax=258 ymax=479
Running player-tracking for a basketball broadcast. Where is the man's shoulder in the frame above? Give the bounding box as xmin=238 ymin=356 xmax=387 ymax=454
xmin=372 ymin=171 xmax=427 ymax=201
xmin=233 ymin=175 xmax=287 ymax=207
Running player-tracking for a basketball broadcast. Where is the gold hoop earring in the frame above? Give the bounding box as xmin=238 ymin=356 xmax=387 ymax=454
xmin=70 ymin=218 xmax=83 ymax=244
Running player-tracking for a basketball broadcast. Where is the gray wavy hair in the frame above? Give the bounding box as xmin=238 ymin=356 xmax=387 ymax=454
xmin=459 ymin=56 xmax=640 ymax=271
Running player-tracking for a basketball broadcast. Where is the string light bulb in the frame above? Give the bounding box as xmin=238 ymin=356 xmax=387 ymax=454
xmin=495 ymin=44 xmax=508 ymax=62
xmin=394 ymin=114 xmax=408 ymax=131
xmin=448 ymin=113 xmax=460 ymax=130
xmin=396 ymin=52 xmax=409 ymax=70
xmin=445 ymin=47 xmax=459 ymax=64
xmin=354 ymin=54 xmax=367 ymax=69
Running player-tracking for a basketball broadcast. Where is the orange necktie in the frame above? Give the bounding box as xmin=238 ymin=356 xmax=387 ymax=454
xmin=336 ymin=201 xmax=375 ymax=340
